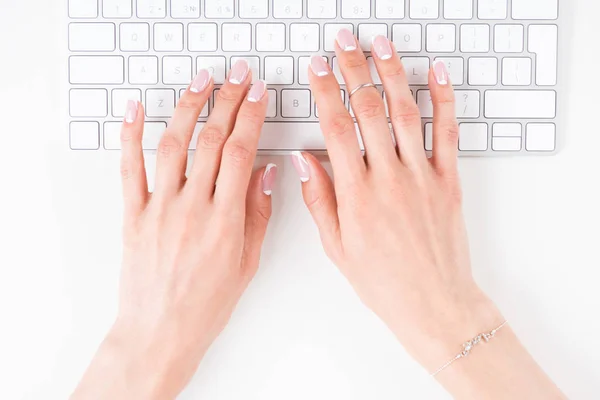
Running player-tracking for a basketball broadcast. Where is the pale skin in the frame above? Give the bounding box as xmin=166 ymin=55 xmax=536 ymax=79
xmin=72 ymin=31 xmax=565 ymax=399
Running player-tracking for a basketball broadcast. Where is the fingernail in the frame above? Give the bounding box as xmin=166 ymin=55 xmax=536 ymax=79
xmin=247 ymin=80 xmax=267 ymax=103
xmin=336 ymin=29 xmax=357 ymax=52
xmin=190 ymin=69 xmax=211 ymax=93
xmin=229 ymin=59 xmax=249 ymax=85
xmin=310 ymin=56 xmax=330 ymax=77
xmin=291 ymin=151 xmax=310 ymax=183
xmin=124 ymin=100 xmax=138 ymax=124
xmin=372 ymin=35 xmax=393 ymax=61
xmin=433 ymin=60 xmax=449 ymax=86
xmin=262 ymin=163 xmax=277 ymax=196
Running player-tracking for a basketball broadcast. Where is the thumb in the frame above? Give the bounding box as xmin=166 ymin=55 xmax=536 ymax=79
xmin=241 ymin=164 xmax=276 ymax=278
xmin=291 ymin=152 xmax=343 ymax=263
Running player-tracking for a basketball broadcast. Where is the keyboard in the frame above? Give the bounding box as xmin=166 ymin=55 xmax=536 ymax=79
xmin=67 ymin=0 xmax=561 ymax=155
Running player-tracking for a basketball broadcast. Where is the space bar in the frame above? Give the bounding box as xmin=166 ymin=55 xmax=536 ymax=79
xmin=258 ymin=122 xmax=363 ymax=151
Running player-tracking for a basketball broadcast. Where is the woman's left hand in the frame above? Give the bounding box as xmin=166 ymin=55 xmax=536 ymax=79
xmin=72 ymin=62 xmax=276 ymax=400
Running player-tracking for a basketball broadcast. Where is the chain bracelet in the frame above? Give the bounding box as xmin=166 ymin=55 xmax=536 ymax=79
xmin=430 ymin=321 xmax=508 ymax=377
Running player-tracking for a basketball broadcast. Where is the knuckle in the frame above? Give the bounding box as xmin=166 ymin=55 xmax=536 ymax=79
xmin=441 ymin=120 xmax=460 ymax=143
xmin=343 ymin=56 xmax=368 ymax=70
xmin=216 ymin=87 xmax=241 ymax=104
xmin=120 ymin=162 xmax=134 ymax=180
xmin=391 ymin=106 xmax=422 ymax=128
xmin=324 ymin=113 xmax=355 ymax=140
xmin=351 ymin=97 xmax=386 ymax=120
xmin=157 ymin=133 xmax=184 ymax=158
xmin=224 ymin=141 xmax=253 ymax=168
xmin=237 ymin=107 xmax=265 ymax=131
xmin=120 ymin=127 xmax=137 ymax=143
xmin=382 ymin=63 xmax=406 ymax=79
xmin=177 ymin=95 xmax=206 ymax=112
xmin=198 ymin=126 xmax=228 ymax=151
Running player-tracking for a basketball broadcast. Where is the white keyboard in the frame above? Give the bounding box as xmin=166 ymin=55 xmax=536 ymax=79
xmin=67 ymin=0 xmax=561 ymax=155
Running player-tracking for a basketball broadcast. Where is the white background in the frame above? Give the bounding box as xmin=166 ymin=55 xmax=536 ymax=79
xmin=1 ymin=1 xmax=599 ymax=399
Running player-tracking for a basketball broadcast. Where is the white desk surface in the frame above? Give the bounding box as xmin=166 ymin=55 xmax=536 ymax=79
xmin=1 ymin=1 xmax=599 ymax=399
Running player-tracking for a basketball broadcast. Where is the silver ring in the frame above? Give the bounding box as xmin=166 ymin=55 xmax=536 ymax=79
xmin=349 ymin=83 xmax=377 ymax=98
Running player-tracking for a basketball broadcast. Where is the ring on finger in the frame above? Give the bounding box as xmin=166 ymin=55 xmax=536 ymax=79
xmin=349 ymin=82 xmax=378 ymax=98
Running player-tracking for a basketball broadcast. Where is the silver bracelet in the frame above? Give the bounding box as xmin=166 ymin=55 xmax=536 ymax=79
xmin=430 ymin=321 xmax=508 ymax=377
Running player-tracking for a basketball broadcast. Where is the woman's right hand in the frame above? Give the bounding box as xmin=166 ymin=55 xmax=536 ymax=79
xmin=299 ymin=31 xmax=564 ymax=399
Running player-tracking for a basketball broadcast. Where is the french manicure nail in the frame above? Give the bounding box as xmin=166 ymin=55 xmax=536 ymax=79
xmin=433 ymin=60 xmax=449 ymax=86
xmin=336 ymin=29 xmax=357 ymax=51
xmin=262 ymin=163 xmax=278 ymax=196
xmin=291 ymin=151 xmax=310 ymax=183
xmin=372 ymin=35 xmax=393 ymax=61
xmin=190 ymin=69 xmax=211 ymax=93
xmin=124 ymin=100 xmax=138 ymax=124
xmin=247 ymin=80 xmax=267 ymax=102
xmin=229 ymin=59 xmax=249 ymax=85
xmin=310 ymin=56 xmax=330 ymax=77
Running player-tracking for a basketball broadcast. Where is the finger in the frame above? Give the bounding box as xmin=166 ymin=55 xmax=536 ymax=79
xmin=189 ymin=59 xmax=252 ymax=197
xmin=240 ymin=166 xmax=275 ymax=280
xmin=213 ymin=80 xmax=268 ymax=206
xmin=372 ymin=36 xmax=428 ymax=171
xmin=291 ymin=152 xmax=343 ymax=262
xmin=120 ymin=100 xmax=148 ymax=220
xmin=429 ymin=61 xmax=459 ymax=176
xmin=334 ymin=29 xmax=397 ymax=168
xmin=153 ymin=69 xmax=213 ymax=197
xmin=308 ymin=55 xmax=366 ymax=183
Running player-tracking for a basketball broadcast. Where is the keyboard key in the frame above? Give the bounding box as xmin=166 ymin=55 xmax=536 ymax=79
xmin=205 ymin=0 xmax=234 ymax=18
xmin=170 ymin=0 xmax=200 ymax=18
xmin=341 ymin=0 xmax=371 ymax=19
xmin=478 ymin=0 xmax=507 ymax=20
xmin=424 ymin=123 xmax=433 ymax=151
xmin=434 ymin=57 xmax=464 ymax=85
xmin=222 ymin=23 xmax=252 ymax=52
xmin=189 ymin=123 xmax=203 ymax=149
xmin=197 ymin=56 xmax=226 ymax=84
xmin=103 ymin=0 xmax=132 ymax=18
xmin=290 ymin=24 xmax=320 ymax=52
xmin=120 ymin=23 xmax=150 ymax=51
xmin=376 ymin=0 xmax=404 ymax=19
xmin=426 ymin=24 xmax=456 ymax=53
xmin=146 ymin=89 xmax=176 ymax=117
xmin=282 ymin=90 xmax=311 ymax=117
xmin=129 ymin=56 xmax=158 ymax=84
xmin=267 ymin=89 xmax=277 ymax=118
xmin=526 ymin=124 xmax=556 ymax=151
xmin=324 ymin=24 xmax=354 ymax=52
xmin=417 ymin=90 xmax=480 ymax=118
xmin=69 ymin=0 xmax=98 ymax=18
xmin=112 ymin=89 xmax=142 ymax=117
xmin=70 ymin=89 xmax=108 ymax=117
xmin=273 ymin=0 xmax=303 ymax=18
xmin=258 ymin=122 xmax=364 ymax=151
xmin=493 ymin=123 xmax=522 ymax=137
xmin=529 ymin=25 xmax=558 ymax=86
xmin=265 ymin=57 xmax=294 ymax=84
xmin=163 ymin=56 xmax=192 ymax=84
xmin=401 ymin=57 xmax=429 ymax=85
xmin=459 ymin=123 xmax=488 ymax=151
xmin=69 ymin=23 xmax=115 ymax=52
xmin=70 ymin=122 xmax=100 ymax=150
xmin=410 ymin=0 xmax=439 ymax=19
xmin=358 ymin=24 xmax=387 ymax=51
xmin=494 ymin=25 xmax=524 ymax=53
xmin=461 ymin=25 xmax=490 ymax=52
xmin=512 ymin=0 xmax=558 ymax=20
xmin=231 ymin=56 xmax=260 ymax=83
xmin=104 ymin=122 xmax=167 ymax=150
xmin=392 ymin=24 xmax=422 ymax=52
xmin=308 ymin=0 xmax=337 ymax=18
xmin=366 ymin=57 xmax=381 ymax=84
xmin=239 ymin=0 xmax=268 ymax=18
xmin=444 ymin=0 xmax=473 ymax=19
xmin=137 ymin=0 xmax=166 ymax=18
xmin=332 ymin=57 xmax=344 ymax=83
xmin=178 ymin=89 xmax=209 ymax=117
xmin=188 ymin=23 xmax=218 ymax=52
xmin=484 ymin=90 xmax=556 ymax=118
xmin=256 ymin=24 xmax=286 ymax=52
xmin=468 ymin=58 xmax=497 ymax=85
xmin=154 ymin=23 xmax=184 ymax=51
xmin=502 ymin=58 xmax=532 ymax=86
xmin=492 ymin=137 xmax=521 ymax=151
xmin=69 ymin=56 xmax=124 ymax=84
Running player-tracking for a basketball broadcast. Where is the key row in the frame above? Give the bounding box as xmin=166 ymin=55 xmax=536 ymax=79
xmin=69 ymin=22 xmax=556 ymax=55
xmin=69 ymin=120 xmax=556 ymax=152
xmin=69 ymin=0 xmax=559 ymax=20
